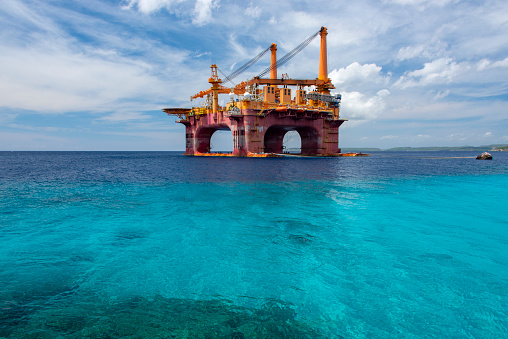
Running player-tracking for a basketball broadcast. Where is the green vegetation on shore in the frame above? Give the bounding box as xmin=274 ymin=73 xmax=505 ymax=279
xmin=341 ymin=144 xmax=508 ymax=152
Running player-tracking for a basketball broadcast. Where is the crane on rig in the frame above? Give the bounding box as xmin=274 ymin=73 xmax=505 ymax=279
xmin=165 ymin=27 xmax=335 ymax=114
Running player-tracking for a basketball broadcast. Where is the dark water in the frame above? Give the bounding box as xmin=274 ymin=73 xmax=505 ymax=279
xmin=1 ymin=151 xmax=507 ymax=338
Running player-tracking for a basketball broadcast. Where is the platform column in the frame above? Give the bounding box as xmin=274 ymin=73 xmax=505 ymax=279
xmin=322 ymin=125 xmax=339 ymax=155
xmin=270 ymin=44 xmax=277 ymax=80
xmin=323 ymin=120 xmax=345 ymax=154
xmin=243 ymin=115 xmax=263 ymax=154
xmin=182 ymin=123 xmax=197 ymax=155
xmin=318 ymin=27 xmax=328 ymax=82
xmin=232 ymin=127 xmax=247 ymax=156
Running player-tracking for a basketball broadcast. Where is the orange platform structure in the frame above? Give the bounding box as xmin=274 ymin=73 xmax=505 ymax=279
xmin=163 ymin=27 xmax=347 ymax=156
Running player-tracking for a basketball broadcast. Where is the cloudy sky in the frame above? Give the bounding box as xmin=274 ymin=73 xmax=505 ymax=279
xmin=1 ymin=0 xmax=507 ymax=150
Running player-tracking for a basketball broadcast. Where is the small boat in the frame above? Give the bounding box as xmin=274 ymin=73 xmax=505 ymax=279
xmin=476 ymin=152 xmax=493 ymax=160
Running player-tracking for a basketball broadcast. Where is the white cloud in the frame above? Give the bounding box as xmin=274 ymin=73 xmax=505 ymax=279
xmin=329 ymin=63 xmax=391 ymax=123
xmin=6 ymin=123 xmax=77 ymax=133
xmin=192 ymin=0 xmax=217 ymax=26
xmin=98 ymin=112 xmax=152 ymax=122
xmin=122 ymin=0 xmax=218 ymax=26
xmin=2 ymin=0 xmax=62 ymax=35
xmin=0 ymin=41 xmax=173 ymax=112
xmin=432 ymin=89 xmax=449 ymax=100
xmin=406 ymin=58 xmax=460 ymax=81
xmin=381 ymin=135 xmax=398 ymax=139
xmin=396 ymin=42 xmax=447 ymax=61
xmin=395 ymin=55 xmax=508 ymax=91
xmin=476 ymin=57 xmax=508 ymax=71
xmin=339 ymin=90 xmax=390 ymax=121
xmin=0 ymin=1 xmax=202 ymax=114
xmin=377 ymin=89 xmax=391 ymax=97
xmin=396 ymin=45 xmax=427 ymax=61
xmin=395 ymin=57 xmax=463 ymax=88
xmin=476 ymin=59 xmax=491 ymax=71
xmin=228 ymin=34 xmax=248 ymax=60
xmin=245 ymin=3 xmax=261 ymax=18
xmin=121 ymin=0 xmax=183 ymax=14
xmin=329 ymin=62 xmax=389 ymax=91
xmin=330 ymin=62 xmax=381 ymax=84
xmin=386 ymin=0 xmax=457 ymax=8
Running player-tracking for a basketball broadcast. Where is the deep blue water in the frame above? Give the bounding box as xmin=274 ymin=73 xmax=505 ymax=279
xmin=0 ymin=151 xmax=507 ymax=338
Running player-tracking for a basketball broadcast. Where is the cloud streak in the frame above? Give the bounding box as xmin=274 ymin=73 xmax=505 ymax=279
xmin=122 ymin=0 xmax=184 ymax=13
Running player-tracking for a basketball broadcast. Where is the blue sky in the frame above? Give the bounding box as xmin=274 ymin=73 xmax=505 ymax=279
xmin=1 ymin=0 xmax=507 ymax=150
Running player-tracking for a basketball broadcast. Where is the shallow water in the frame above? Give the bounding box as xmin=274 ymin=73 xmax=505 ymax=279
xmin=1 ymin=151 xmax=507 ymax=338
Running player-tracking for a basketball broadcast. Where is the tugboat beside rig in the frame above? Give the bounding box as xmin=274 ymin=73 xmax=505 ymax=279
xmin=163 ymin=27 xmax=363 ymax=157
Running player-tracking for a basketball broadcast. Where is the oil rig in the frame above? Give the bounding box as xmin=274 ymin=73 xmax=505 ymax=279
xmin=163 ymin=27 xmax=347 ymax=157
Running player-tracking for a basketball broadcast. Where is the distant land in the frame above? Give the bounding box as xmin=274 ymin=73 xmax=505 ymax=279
xmin=340 ymin=144 xmax=508 ymax=152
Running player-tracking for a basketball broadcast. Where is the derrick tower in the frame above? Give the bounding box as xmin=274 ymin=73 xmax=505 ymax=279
xmin=163 ymin=27 xmax=347 ymax=156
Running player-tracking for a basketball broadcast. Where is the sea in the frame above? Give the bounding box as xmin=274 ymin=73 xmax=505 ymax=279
xmin=0 ymin=151 xmax=507 ymax=338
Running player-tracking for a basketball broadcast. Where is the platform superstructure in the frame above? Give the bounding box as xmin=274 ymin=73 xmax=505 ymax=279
xmin=163 ymin=27 xmax=347 ymax=156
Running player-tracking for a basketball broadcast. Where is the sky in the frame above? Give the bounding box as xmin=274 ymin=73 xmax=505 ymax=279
xmin=1 ymin=0 xmax=507 ymax=151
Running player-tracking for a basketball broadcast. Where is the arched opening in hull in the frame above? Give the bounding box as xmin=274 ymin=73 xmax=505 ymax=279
xmin=264 ymin=126 xmax=320 ymax=155
xmin=195 ymin=126 xmax=231 ymax=153
xmin=210 ymin=130 xmax=233 ymax=153
xmin=283 ymin=131 xmax=301 ymax=154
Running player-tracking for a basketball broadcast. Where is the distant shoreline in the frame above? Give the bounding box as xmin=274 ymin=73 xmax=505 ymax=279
xmin=341 ymin=144 xmax=508 ymax=152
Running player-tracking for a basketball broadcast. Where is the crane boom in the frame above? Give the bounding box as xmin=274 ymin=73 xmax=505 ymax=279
xmin=257 ymin=28 xmax=321 ymax=78
xmin=221 ymin=45 xmax=271 ymax=85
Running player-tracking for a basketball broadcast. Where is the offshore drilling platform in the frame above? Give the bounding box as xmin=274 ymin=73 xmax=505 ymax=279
xmin=163 ymin=27 xmax=348 ymax=157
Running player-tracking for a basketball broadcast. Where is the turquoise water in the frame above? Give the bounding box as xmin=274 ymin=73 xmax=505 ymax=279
xmin=1 ymin=152 xmax=507 ymax=338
